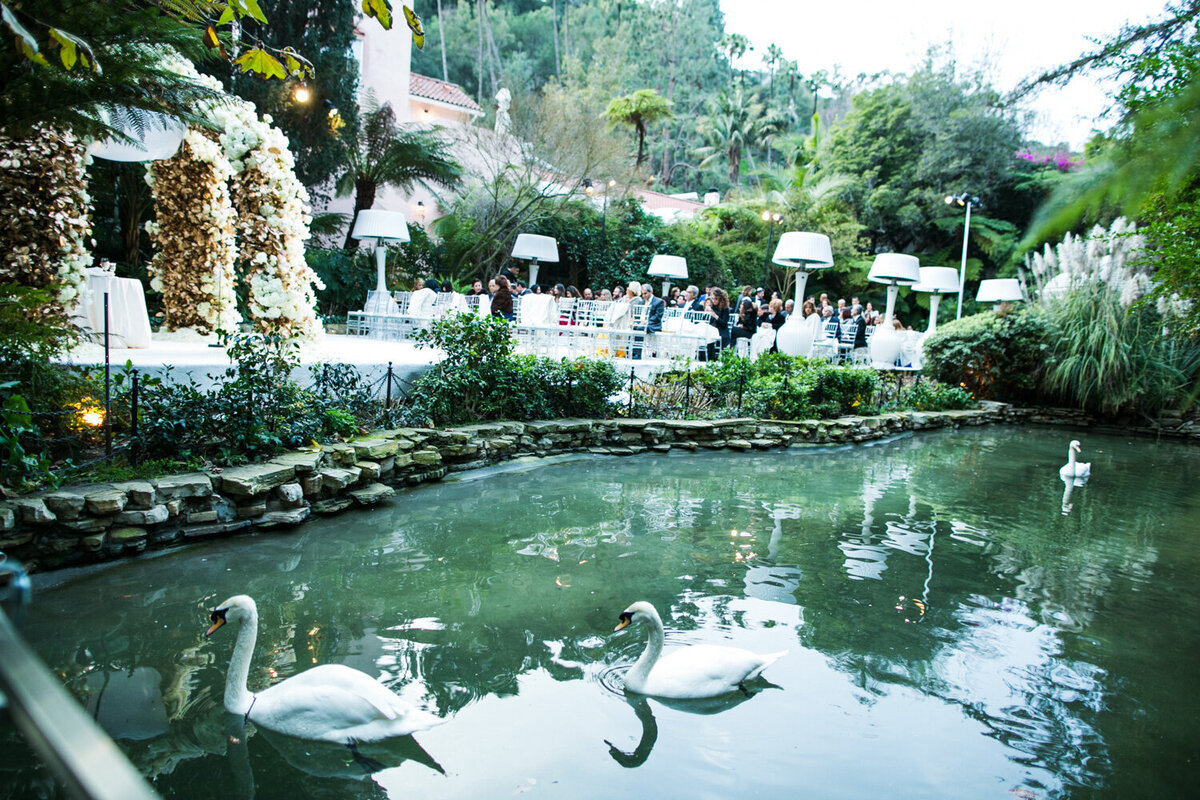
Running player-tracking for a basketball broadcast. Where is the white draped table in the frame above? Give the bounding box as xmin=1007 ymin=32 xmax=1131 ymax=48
xmin=80 ymin=271 xmax=152 ymax=349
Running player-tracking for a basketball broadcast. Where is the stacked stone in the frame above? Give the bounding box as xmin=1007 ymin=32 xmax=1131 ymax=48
xmin=0 ymin=404 xmax=1074 ymax=573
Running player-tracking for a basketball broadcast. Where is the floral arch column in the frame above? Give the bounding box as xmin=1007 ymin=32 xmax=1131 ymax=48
xmin=0 ymin=125 xmax=91 ymax=317
xmin=145 ymin=129 xmax=241 ymax=333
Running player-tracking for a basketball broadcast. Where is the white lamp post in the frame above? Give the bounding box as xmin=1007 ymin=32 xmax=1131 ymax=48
xmin=511 ymin=233 xmax=559 ymax=288
xmin=946 ymin=192 xmax=979 ymax=319
xmin=647 ymin=254 xmax=688 ymax=299
xmin=772 ymin=231 xmax=833 ymax=307
xmin=772 ymin=232 xmax=833 ymax=357
xmin=976 ymin=278 xmax=1025 ymax=311
xmin=911 ymin=266 xmax=960 ymax=335
xmin=351 ymin=209 xmax=410 ymax=315
xmin=867 ymin=253 xmax=921 ymax=367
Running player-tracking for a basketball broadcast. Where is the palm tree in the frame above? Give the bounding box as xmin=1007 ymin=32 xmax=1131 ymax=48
xmin=335 ymin=102 xmax=463 ymax=248
xmin=603 ymin=88 xmax=673 ymax=169
xmin=693 ymin=89 xmax=781 ymax=188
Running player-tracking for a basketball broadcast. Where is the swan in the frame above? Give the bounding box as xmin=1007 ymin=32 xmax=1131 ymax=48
xmin=613 ymin=601 xmax=786 ymax=699
xmin=205 ymin=595 xmax=443 ymax=743
xmin=1059 ymin=439 xmax=1092 ymax=481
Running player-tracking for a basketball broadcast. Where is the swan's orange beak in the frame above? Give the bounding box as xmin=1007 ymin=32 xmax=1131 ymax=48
xmin=614 ymin=611 xmax=633 ymax=632
xmin=206 ymin=608 xmax=227 ymax=637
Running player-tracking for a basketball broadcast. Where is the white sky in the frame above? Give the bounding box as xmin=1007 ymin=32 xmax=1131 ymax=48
xmin=719 ymin=0 xmax=1172 ymax=149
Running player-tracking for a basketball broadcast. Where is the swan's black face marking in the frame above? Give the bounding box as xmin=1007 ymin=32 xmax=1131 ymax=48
xmin=206 ymin=607 xmax=228 ymax=637
xmin=614 ymin=610 xmax=633 ymax=632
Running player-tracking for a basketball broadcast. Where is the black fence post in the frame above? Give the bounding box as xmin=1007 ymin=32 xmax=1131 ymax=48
xmin=566 ymin=374 xmax=574 ymax=416
xmin=103 ymin=292 xmax=112 ymax=457
xmin=130 ymin=369 xmax=140 ymax=440
xmin=628 ymin=367 xmax=636 ymax=415
xmin=385 ymin=361 xmax=394 ymax=427
xmin=685 ymin=370 xmax=692 ymax=415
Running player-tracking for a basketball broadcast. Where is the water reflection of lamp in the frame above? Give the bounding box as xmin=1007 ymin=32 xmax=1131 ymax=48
xmin=773 ymin=232 xmax=833 ymax=358
xmin=351 ymin=209 xmax=410 ymax=315
xmin=867 ymin=253 xmax=921 ymax=367
xmin=647 ymin=254 xmax=688 ymax=299
xmin=511 ymin=233 xmax=559 ymax=288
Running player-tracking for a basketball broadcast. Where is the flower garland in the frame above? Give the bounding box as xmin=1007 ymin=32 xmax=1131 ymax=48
xmin=0 ymin=125 xmax=92 ymax=316
xmin=145 ymin=128 xmax=241 ymax=333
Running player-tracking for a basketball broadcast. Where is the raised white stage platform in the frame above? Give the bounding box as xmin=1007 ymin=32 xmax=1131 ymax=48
xmin=61 ymin=330 xmax=678 ymax=395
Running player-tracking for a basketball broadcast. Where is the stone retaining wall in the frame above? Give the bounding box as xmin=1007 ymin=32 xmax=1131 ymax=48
xmin=0 ymin=401 xmax=1174 ymax=573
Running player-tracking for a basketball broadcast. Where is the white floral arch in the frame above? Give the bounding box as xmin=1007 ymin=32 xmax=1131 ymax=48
xmin=145 ymin=59 xmax=324 ymax=339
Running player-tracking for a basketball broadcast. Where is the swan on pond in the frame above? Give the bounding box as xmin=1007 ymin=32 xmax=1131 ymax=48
xmin=1060 ymin=440 xmax=1092 ymax=481
xmin=612 ymin=601 xmax=785 ymax=699
xmin=205 ymin=595 xmax=443 ymax=743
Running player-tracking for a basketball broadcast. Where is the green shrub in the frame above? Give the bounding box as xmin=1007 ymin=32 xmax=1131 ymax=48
xmin=135 ymin=335 xmax=377 ymax=462
xmin=896 ymin=381 xmax=976 ymax=411
xmin=658 ymin=353 xmax=880 ymax=420
xmin=922 ymin=309 xmax=1052 ymax=401
xmin=404 ymin=313 xmax=621 ymax=425
xmin=1041 ymin=282 xmax=1200 ymax=417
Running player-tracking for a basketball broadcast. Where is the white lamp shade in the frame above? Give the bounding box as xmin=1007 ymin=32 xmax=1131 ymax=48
xmin=772 ymin=231 xmax=833 ymax=268
xmin=88 ymin=110 xmax=187 ymax=162
xmin=512 ymin=233 xmax=559 ymax=262
xmin=976 ymin=278 xmax=1024 ymax=302
xmin=868 ymin=253 xmax=921 ymax=284
xmin=913 ymin=266 xmax=961 ymax=294
xmin=647 ymin=254 xmax=688 ymax=279
xmin=351 ymin=210 xmax=411 ymax=242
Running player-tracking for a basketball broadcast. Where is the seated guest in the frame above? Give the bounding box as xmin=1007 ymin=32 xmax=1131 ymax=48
xmin=583 ymin=287 xmax=594 ymax=300
xmin=491 ymin=276 xmax=514 ymax=321
xmin=731 ymin=298 xmax=757 ymax=349
xmin=441 ymin=280 xmax=454 ymax=293
xmin=784 ymin=299 xmax=795 ymax=317
xmin=513 ymin=279 xmax=531 ymax=296
xmin=600 ymin=288 xmax=613 ymax=301
xmin=467 ymin=279 xmax=484 ymax=296
xmin=703 ymin=287 xmax=731 ymax=360
xmin=764 ymin=298 xmax=786 ymax=352
xmin=632 ymin=283 xmax=665 ymax=359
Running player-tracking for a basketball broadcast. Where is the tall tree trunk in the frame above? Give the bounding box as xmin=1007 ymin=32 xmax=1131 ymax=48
xmin=552 ymin=0 xmax=561 ymax=83
xmin=437 ymin=0 xmax=448 ymax=82
xmin=563 ymin=0 xmax=571 ymax=66
xmin=476 ymin=0 xmax=484 ymax=104
xmin=483 ymin=2 xmax=503 ymax=93
xmin=636 ymin=120 xmax=646 ymax=168
xmin=729 ymin=147 xmax=740 ymax=187
xmin=344 ymin=181 xmax=377 ymax=249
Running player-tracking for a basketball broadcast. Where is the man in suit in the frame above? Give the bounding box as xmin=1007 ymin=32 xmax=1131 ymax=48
xmin=633 ymin=283 xmax=666 ymax=359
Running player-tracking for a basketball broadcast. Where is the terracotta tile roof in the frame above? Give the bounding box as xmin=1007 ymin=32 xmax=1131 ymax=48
xmin=635 ymin=189 xmax=705 ymax=212
xmin=409 ymin=73 xmax=484 ymax=114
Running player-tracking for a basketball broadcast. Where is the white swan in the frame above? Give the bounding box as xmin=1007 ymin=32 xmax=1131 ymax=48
xmin=205 ymin=595 xmax=443 ymax=743
xmin=613 ymin=601 xmax=786 ymax=699
xmin=1060 ymin=439 xmax=1092 ymax=481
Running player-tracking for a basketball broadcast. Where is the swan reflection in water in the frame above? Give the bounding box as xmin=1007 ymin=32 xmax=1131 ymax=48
xmin=604 ymin=688 xmax=764 ymax=768
xmin=1061 ymin=473 xmax=1090 ymax=516
xmin=223 ymin=712 xmax=444 ymax=799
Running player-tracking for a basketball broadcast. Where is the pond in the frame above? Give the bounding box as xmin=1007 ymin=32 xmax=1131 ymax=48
xmin=3 ymin=426 xmax=1199 ymax=799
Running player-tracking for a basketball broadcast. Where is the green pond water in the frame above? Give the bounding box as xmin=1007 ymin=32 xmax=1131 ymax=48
xmin=3 ymin=426 xmax=1200 ymax=799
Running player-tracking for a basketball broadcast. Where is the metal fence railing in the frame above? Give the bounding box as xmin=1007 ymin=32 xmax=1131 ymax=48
xmin=1 ymin=559 xmax=161 ymax=800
